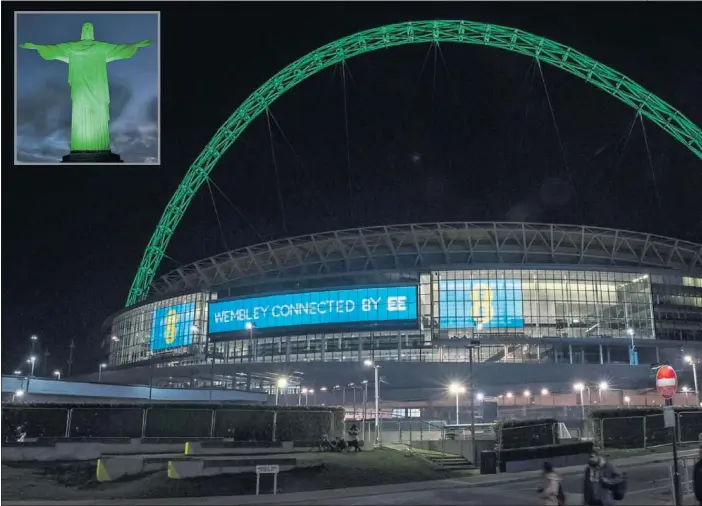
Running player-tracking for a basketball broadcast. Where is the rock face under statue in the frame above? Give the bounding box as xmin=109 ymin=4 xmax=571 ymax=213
xmin=62 ymin=150 xmax=123 ymax=163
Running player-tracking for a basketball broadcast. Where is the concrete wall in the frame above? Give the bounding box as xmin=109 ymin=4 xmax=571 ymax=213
xmin=409 ymin=438 xmax=496 ymax=465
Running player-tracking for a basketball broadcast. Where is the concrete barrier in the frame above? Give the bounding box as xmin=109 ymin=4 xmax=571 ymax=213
xmin=96 ymin=455 xmax=179 ymax=482
xmin=1 ymin=438 xmax=221 ymax=462
xmin=167 ymin=456 xmax=321 ymax=479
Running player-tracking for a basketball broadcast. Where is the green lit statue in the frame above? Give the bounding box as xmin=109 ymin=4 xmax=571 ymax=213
xmin=20 ymin=22 xmax=152 ymax=163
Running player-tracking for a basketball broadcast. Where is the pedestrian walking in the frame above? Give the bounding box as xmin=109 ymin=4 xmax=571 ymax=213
xmin=583 ymin=450 xmax=626 ymax=506
xmin=538 ymin=461 xmax=565 ymax=506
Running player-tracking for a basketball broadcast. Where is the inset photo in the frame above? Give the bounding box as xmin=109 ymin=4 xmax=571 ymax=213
xmin=15 ymin=11 xmax=160 ymax=165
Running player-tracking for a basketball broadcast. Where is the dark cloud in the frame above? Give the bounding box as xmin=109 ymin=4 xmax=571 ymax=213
xmin=16 ymin=78 xmax=159 ymax=163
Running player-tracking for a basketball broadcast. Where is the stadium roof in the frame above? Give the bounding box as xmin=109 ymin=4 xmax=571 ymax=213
xmin=151 ymin=222 xmax=702 ymax=296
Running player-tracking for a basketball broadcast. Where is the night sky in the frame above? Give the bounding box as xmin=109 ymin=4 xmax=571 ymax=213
xmin=15 ymin=12 xmax=159 ymax=163
xmin=2 ymin=2 xmax=701 ymax=376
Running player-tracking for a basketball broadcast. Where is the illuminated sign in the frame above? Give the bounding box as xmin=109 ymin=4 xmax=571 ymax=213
xmin=151 ymin=302 xmax=196 ymax=351
xmin=208 ymin=286 xmax=418 ymax=334
xmin=438 ymin=279 xmax=524 ymax=329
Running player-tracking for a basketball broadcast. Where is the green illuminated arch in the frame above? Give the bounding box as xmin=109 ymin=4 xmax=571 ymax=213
xmin=127 ymin=20 xmax=702 ymax=306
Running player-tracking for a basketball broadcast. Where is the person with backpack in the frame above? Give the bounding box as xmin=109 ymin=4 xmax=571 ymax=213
xmin=538 ymin=461 xmax=566 ymax=506
xmin=583 ymin=450 xmax=626 ymax=506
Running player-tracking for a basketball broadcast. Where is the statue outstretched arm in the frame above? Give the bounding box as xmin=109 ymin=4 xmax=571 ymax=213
xmin=19 ymin=42 xmax=68 ymax=63
xmin=104 ymin=40 xmax=153 ymax=63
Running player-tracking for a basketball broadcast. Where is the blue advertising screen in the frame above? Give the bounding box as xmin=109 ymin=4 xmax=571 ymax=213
xmin=151 ymin=302 xmax=196 ymax=351
xmin=438 ymin=279 xmax=524 ymax=329
xmin=209 ymin=286 xmax=418 ymax=334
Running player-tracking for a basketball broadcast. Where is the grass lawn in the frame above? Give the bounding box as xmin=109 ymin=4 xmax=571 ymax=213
xmin=2 ymin=448 xmax=459 ymax=501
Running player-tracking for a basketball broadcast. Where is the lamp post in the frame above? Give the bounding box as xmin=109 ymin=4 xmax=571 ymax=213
xmin=245 ymin=322 xmax=255 ymax=363
xmin=506 ymin=391 xmax=514 ymax=406
xmin=362 ymin=380 xmax=369 ymax=442
xmin=364 ymin=359 xmax=381 ymax=445
xmin=466 ymin=328 xmax=481 ymax=467
xmin=309 ymin=389 xmax=315 ymax=405
xmin=624 ymin=395 xmax=631 ymax=408
xmin=449 ymin=383 xmax=466 ymax=424
xmin=574 ymin=382 xmax=591 ymax=434
xmin=299 ymin=388 xmax=307 ymax=406
xmin=30 ymin=335 xmax=38 ymax=355
xmin=684 ymin=355 xmax=699 ymax=406
xmin=14 ymin=370 xmax=22 ymax=376
xmin=12 ymin=390 xmax=24 ymax=403
xmin=682 ymin=386 xmax=691 ymax=406
xmin=98 ymin=363 xmax=107 ymax=382
xmin=53 ymin=370 xmax=61 ymax=381
xmin=275 ymin=377 xmax=288 ymax=406
xmin=349 ymin=382 xmax=357 ymax=419
xmin=27 ymin=356 xmax=36 ymax=377
xmin=333 ymin=385 xmax=341 ymax=405
xmin=598 ymin=381 xmax=609 ymax=404
xmin=627 ymin=328 xmax=637 ymax=365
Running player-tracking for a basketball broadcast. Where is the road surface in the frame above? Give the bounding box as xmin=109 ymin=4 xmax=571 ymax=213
xmin=284 ymin=460 xmax=681 ymax=505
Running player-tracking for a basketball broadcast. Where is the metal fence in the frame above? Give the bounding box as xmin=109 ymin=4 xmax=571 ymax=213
xmin=598 ymin=411 xmax=702 ymax=450
xmin=2 ymin=406 xmax=341 ymax=442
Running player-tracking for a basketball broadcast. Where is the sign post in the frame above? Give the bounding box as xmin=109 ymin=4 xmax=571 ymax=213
xmin=656 ymin=365 xmax=681 ymax=506
xmin=255 ymin=464 xmax=280 ymax=495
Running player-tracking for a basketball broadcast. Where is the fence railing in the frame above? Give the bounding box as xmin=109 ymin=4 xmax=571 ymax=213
xmin=2 ymin=406 xmax=341 ymax=442
xmin=597 ymin=411 xmax=702 ymax=450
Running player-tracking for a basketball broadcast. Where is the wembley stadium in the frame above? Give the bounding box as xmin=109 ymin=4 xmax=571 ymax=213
xmin=97 ymin=222 xmax=702 ymax=420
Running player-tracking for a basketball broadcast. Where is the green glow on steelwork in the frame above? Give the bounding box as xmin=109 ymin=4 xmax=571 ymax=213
xmin=20 ymin=22 xmax=151 ymax=152
xmin=126 ymin=20 xmax=702 ymax=306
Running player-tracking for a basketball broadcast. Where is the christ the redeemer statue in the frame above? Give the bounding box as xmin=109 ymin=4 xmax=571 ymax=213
xmin=20 ymin=22 xmax=152 ymax=163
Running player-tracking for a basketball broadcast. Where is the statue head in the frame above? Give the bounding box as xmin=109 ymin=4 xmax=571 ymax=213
xmin=81 ymin=22 xmax=94 ymax=41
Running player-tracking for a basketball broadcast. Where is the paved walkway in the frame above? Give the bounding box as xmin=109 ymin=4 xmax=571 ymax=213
xmin=3 ymin=449 xmax=696 ymax=506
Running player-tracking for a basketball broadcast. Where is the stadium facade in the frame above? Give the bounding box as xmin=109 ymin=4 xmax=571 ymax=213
xmin=102 ymin=222 xmax=702 ymax=418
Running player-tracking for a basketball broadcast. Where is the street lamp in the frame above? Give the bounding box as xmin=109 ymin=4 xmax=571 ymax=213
xmin=13 ymin=370 xmax=22 ymax=376
xmin=275 ymin=377 xmax=288 ymax=406
xmin=12 ymin=390 xmax=24 ymax=403
xmin=364 ymin=359 xmax=381 ymax=445
xmin=98 ymin=363 xmax=107 ymax=382
xmin=449 ymin=383 xmax=466 ymax=424
xmin=685 ymin=355 xmax=699 ymax=406
xmin=299 ymin=387 xmax=308 ymax=406
xmin=476 ymin=392 xmax=485 ymax=402
xmin=624 ymin=395 xmax=631 ymax=408
xmin=30 ymin=335 xmax=38 ymax=355
xmin=682 ymin=386 xmax=691 ymax=405
xmin=627 ymin=328 xmax=636 ymax=364
xmin=598 ymin=381 xmax=609 ymax=403
xmin=574 ymin=382 xmax=591 ymax=429
xmin=27 ymin=356 xmax=36 ymax=377
xmin=309 ymin=389 xmax=315 ymax=405
xmin=245 ymin=322 xmax=256 ymax=362
xmin=53 ymin=370 xmax=61 ymax=380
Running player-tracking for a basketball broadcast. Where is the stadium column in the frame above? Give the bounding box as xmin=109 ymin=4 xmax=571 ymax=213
xmin=569 ymin=345 xmax=573 ymax=364
xmin=397 ymin=331 xmax=402 ymax=360
xmin=285 ymin=336 xmax=291 ymax=362
xmin=599 ymin=345 xmax=604 ymax=365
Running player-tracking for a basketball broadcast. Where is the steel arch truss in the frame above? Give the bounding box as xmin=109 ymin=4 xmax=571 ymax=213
xmin=129 ymin=20 xmax=702 ymax=306
xmin=151 ymin=222 xmax=702 ymax=295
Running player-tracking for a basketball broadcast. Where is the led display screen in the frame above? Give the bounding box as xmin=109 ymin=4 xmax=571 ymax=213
xmin=438 ymin=279 xmax=524 ymax=328
xmin=209 ymin=286 xmax=418 ymax=334
xmin=151 ymin=302 xmax=196 ymax=351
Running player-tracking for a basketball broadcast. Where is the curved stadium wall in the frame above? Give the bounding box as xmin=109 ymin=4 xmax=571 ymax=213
xmin=107 ymin=223 xmax=702 ymax=384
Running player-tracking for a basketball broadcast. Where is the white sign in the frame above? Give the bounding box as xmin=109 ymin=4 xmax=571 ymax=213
xmin=663 ymin=406 xmax=676 ymax=428
xmin=255 ymin=464 xmax=280 ymax=496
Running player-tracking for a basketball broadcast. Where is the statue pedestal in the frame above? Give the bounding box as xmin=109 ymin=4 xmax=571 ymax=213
xmin=62 ymin=150 xmax=123 ymax=164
